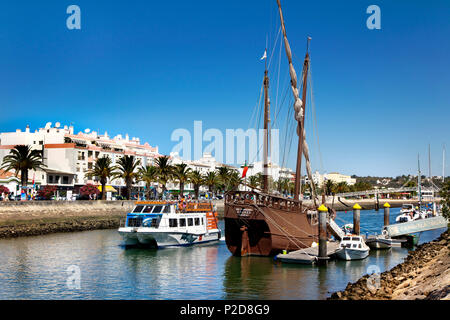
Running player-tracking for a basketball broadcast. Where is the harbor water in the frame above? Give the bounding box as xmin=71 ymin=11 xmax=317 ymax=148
xmin=0 ymin=207 xmax=446 ymax=300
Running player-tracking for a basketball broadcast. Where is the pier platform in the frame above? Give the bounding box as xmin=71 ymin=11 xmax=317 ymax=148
xmin=275 ymin=241 xmax=341 ymax=265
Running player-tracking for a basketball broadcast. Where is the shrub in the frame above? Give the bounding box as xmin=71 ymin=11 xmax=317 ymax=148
xmin=440 ymin=181 xmax=450 ymax=220
xmin=0 ymin=185 xmax=10 ymax=195
xmin=80 ymin=184 xmax=100 ymax=198
xmin=37 ymin=185 xmax=57 ymax=200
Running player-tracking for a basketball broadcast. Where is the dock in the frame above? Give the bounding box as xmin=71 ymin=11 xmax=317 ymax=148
xmin=383 ymin=216 xmax=448 ymax=238
xmin=275 ymin=241 xmax=341 ymax=265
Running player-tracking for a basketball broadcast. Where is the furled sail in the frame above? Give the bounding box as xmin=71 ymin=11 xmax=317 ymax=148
xmin=276 ymin=0 xmax=318 ymax=204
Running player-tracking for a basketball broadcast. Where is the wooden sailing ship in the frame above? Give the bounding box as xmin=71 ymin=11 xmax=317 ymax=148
xmin=224 ymin=0 xmax=322 ymax=257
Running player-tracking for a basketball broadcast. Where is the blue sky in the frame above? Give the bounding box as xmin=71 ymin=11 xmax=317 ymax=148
xmin=0 ymin=0 xmax=449 ymax=177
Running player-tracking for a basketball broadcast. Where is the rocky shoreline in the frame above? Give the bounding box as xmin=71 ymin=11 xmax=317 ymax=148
xmin=0 ymin=215 xmax=122 ymax=239
xmin=328 ymin=229 xmax=450 ymax=300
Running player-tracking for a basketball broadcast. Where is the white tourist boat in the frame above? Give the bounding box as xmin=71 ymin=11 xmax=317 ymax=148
xmin=336 ymin=235 xmax=370 ymax=260
xmin=118 ymin=201 xmax=221 ymax=247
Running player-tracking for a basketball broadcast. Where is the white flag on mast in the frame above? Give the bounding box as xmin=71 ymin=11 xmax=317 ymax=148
xmin=260 ymin=49 xmax=267 ymax=60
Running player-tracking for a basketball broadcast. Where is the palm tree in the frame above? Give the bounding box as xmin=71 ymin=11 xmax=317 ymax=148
xmin=324 ymin=179 xmax=335 ymax=196
xmin=139 ymin=165 xmax=158 ymax=199
xmin=86 ymin=156 xmax=116 ymax=200
xmin=189 ymin=170 xmax=203 ymax=199
xmin=288 ymin=181 xmax=295 ymax=195
xmin=248 ymin=175 xmax=260 ymax=190
xmin=227 ymin=170 xmax=242 ymax=191
xmin=204 ymin=171 xmax=219 ymax=195
xmin=0 ymin=145 xmax=46 ymax=187
xmin=113 ymin=155 xmax=141 ymax=200
xmin=277 ymin=178 xmax=290 ymax=195
xmin=335 ymin=181 xmax=349 ymax=194
xmin=154 ymin=155 xmax=173 ymax=194
xmin=216 ymin=166 xmax=231 ymax=192
xmin=172 ymin=163 xmax=191 ymax=198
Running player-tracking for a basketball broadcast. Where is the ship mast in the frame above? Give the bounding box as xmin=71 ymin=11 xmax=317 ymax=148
xmin=262 ymin=60 xmax=271 ymax=193
xmin=276 ymin=0 xmax=317 ymax=204
xmin=418 ymin=154 xmax=422 ymax=206
xmin=294 ymin=42 xmax=310 ymax=200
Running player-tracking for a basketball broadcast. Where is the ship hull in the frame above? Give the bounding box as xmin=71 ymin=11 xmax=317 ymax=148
xmin=224 ymin=192 xmax=319 ymax=257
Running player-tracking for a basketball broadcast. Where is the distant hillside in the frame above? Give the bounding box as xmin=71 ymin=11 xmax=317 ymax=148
xmin=352 ymin=175 xmax=446 ymax=189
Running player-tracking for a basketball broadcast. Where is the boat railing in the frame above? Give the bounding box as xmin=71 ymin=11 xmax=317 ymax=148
xmin=225 ymin=191 xmax=303 ymax=212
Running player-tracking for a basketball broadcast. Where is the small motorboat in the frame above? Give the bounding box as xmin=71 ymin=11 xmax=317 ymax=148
xmin=336 ymin=235 xmax=370 ymax=260
xmin=399 ymin=204 xmax=414 ymax=215
xmin=396 ymin=207 xmax=428 ymax=223
xmin=365 ymin=234 xmax=406 ymax=249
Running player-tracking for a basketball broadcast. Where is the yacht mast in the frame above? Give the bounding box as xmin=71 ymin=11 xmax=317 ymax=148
xmin=418 ymin=154 xmax=422 ymax=206
xmin=443 ymin=145 xmax=446 ymax=183
xmin=428 ymin=144 xmax=432 ymax=181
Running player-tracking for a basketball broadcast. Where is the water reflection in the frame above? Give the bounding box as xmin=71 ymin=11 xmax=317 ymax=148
xmin=0 ymin=211 xmax=446 ymax=300
xmin=223 ymin=256 xmax=273 ymax=299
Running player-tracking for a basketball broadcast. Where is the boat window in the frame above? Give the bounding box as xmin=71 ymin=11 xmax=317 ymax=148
xmin=352 ymin=237 xmax=360 ymax=241
xmin=127 ymin=217 xmax=143 ymax=227
xmin=179 ymin=218 xmax=186 ymax=227
xmin=151 ymin=218 xmax=160 ymax=228
xmin=188 ymin=218 xmax=193 ymax=226
xmin=359 ymin=244 xmax=362 ymax=248
xmin=163 ymin=206 xmax=170 ymax=213
xmin=343 ymin=237 xmax=351 ymax=241
xmin=169 ymin=219 xmax=178 ymax=227
xmin=152 ymin=206 xmax=163 ymax=213
xmin=352 ymin=244 xmax=358 ymax=248
xmin=194 ymin=218 xmax=200 ymax=226
xmin=132 ymin=205 xmax=144 ymax=213
xmin=142 ymin=206 xmax=153 ymax=213
xmin=201 ymin=218 xmax=204 ymax=225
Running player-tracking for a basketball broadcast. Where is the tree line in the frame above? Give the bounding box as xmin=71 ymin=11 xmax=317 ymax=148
xmin=0 ymin=145 xmax=244 ymax=200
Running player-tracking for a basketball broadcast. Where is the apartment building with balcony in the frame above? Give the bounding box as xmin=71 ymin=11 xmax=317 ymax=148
xmin=0 ymin=122 xmax=161 ymax=196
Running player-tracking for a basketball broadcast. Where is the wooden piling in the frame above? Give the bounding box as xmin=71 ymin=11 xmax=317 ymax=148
xmin=353 ymin=203 xmax=361 ymax=235
xmin=383 ymin=202 xmax=390 ymax=226
xmin=318 ymin=204 xmax=328 ymax=265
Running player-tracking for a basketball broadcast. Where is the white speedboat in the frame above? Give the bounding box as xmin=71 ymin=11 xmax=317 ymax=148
xmin=119 ymin=201 xmax=221 ymax=247
xmin=400 ymin=204 xmax=414 ymax=215
xmin=396 ymin=207 xmax=428 ymax=223
xmin=336 ymin=235 xmax=370 ymax=260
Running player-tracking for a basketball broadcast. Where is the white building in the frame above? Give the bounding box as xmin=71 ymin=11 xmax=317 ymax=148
xmin=237 ymin=161 xmax=294 ymax=183
xmin=306 ymin=171 xmax=356 ymax=188
xmin=168 ymin=152 xmax=235 ymax=194
xmin=324 ymin=172 xmax=356 ymax=186
xmin=0 ymin=170 xmax=20 ymax=197
xmin=0 ymin=122 xmax=161 ymax=197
